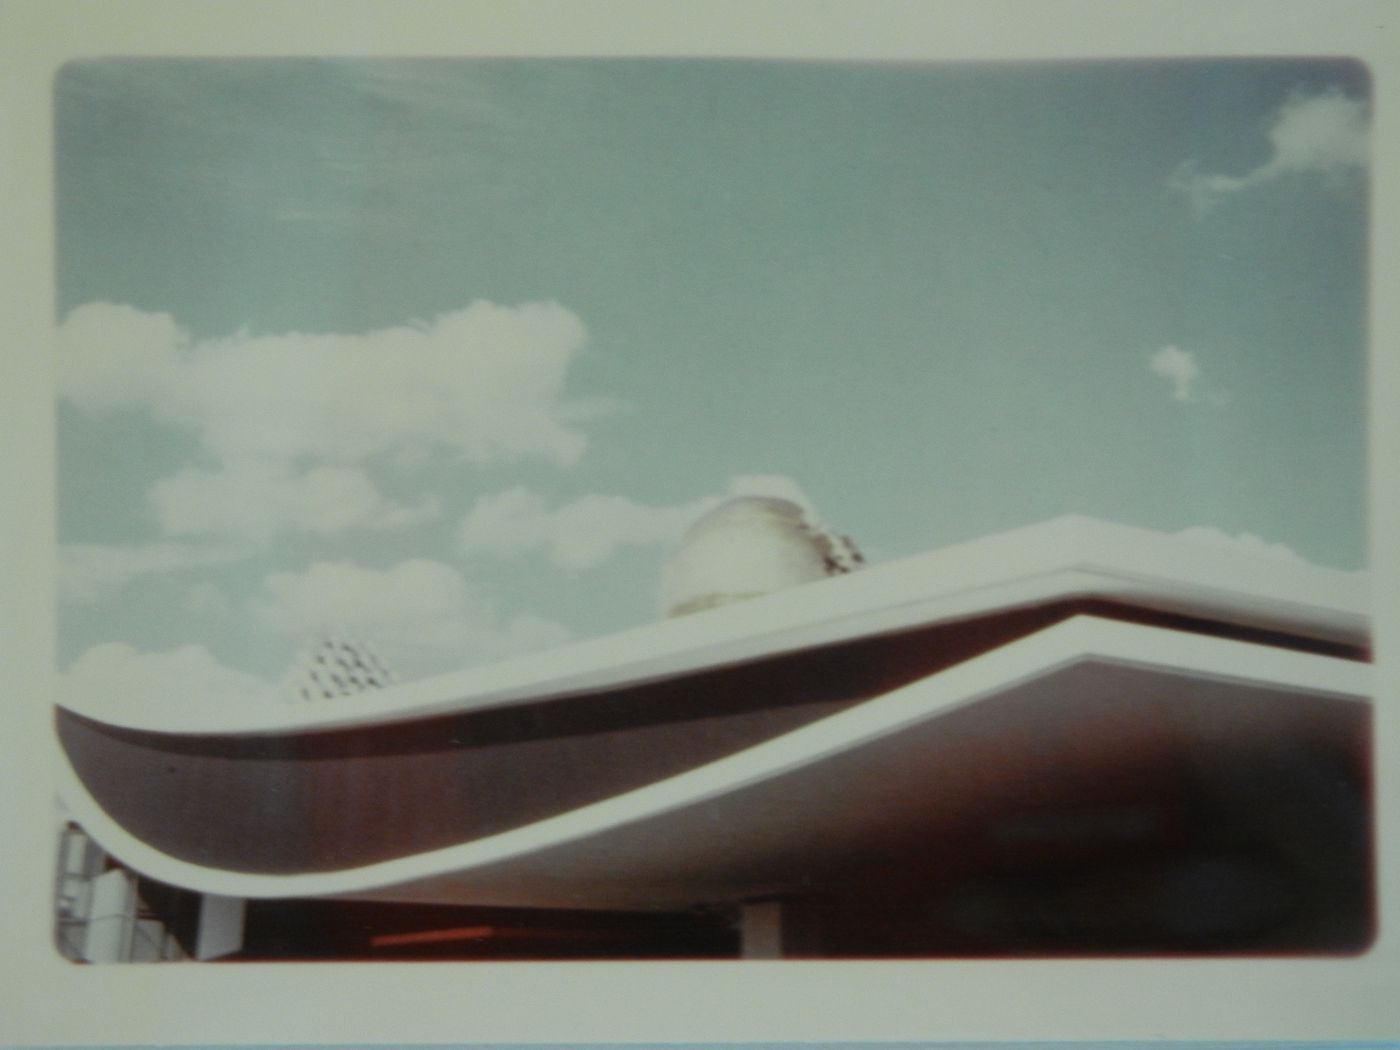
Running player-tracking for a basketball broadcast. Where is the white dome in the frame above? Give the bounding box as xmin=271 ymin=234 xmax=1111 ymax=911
xmin=659 ymin=495 xmax=863 ymax=618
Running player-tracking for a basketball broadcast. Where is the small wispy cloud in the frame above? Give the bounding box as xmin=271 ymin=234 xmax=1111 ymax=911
xmin=348 ymin=61 xmax=503 ymax=123
xmin=251 ymin=559 xmax=572 ymax=675
xmin=1171 ymin=86 xmax=1369 ymax=213
xmin=59 ymin=541 xmax=247 ymax=604
xmin=457 ymin=474 xmax=819 ymax=572
xmin=151 ymin=464 xmax=441 ymax=543
xmin=458 ymin=487 xmax=707 ymax=571
xmin=1175 ymin=526 xmax=1305 ymax=564
xmin=1147 ymin=345 xmax=1202 ymax=402
xmin=59 ymin=642 xmax=281 ymax=720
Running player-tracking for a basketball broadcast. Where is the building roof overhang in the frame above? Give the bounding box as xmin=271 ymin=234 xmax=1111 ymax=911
xmin=55 ymin=612 xmax=1370 ymax=907
xmin=57 ymin=515 xmax=1369 ymax=738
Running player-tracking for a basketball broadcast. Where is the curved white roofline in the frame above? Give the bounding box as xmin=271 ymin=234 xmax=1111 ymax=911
xmin=57 ymin=514 xmax=1369 ymax=736
xmin=53 ymin=614 xmax=1371 ymax=903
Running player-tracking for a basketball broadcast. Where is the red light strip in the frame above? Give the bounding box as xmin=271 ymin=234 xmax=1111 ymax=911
xmin=370 ymin=925 xmax=495 ymax=947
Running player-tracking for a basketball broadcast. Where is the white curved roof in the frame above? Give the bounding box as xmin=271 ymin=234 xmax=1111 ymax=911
xmin=53 ymin=613 xmax=1369 ymax=905
xmin=56 ymin=515 xmax=1368 ymax=737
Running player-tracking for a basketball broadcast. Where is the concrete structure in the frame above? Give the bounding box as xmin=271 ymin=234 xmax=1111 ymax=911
xmin=54 ymin=516 xmax=1372 ymax=959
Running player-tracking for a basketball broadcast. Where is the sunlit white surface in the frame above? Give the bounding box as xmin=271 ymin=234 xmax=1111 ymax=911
xmin=55 ymin=515 xmax=1368 ymax=736
xmin=54 ymin=613 xmax=1369 ymax=904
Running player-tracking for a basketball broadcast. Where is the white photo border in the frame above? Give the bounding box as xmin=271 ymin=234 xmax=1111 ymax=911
xmin=2 ymin=0 xmax=1398 ymax=1043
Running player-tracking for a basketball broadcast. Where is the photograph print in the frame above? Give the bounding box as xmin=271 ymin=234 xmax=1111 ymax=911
xmin=51 ymin=56 xmax=1373 ymax=963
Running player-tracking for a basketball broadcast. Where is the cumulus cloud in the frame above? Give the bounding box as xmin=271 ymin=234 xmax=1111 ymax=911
xmin=252 ymin=558 xmax=572 ymax=672
xmin=458 ymin=474 xmax=818 ymax=571
xmin=184 ymin=581 xmax=233 ymax=617
xmin=59 ymin=541 xmax=246 ymax=604
xmin=54 ymin=302 xmax=189 ymax=413
xmin=58 ymin=642 xmax=281 ymax=720
xmin=1147 ymin=345 xmax=1202 ymax=402
xmin=459 ymin=488 xmax=708 ymax=571
xmin=151 ymin=464 xmax=440 ymax=541
xmin=58 ymin=299 xmax=595 ymax=467
xmin=58 ymin=300 xmax=601 ymax=544
xmin=1172 ymin=87 xmax=1369 ymax=212
xmin=1175 ymin=526 xmax=1305 ymax=563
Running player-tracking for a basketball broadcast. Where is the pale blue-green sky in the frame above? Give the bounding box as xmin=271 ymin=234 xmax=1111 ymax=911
xmin=53 ymin=58 xmax=1370 ymax=706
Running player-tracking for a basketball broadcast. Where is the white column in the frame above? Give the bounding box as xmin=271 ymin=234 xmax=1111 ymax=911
xmin=739 ymin=900 xmax=786 ymax=959
xmin=82 ymin=868 xmax=136 ymax=963
xmin=194 ymin=894 xmax=246 ymax=960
